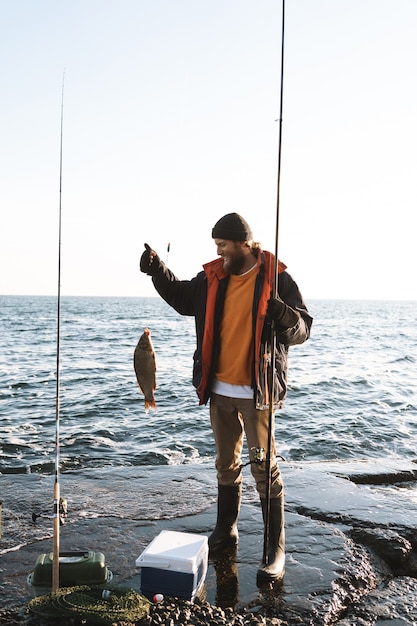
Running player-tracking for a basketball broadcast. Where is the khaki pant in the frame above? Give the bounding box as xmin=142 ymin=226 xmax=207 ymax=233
xmin=209 ymin=392 xmax=283 ymax=499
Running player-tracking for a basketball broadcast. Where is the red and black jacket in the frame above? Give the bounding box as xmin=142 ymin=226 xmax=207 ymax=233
xmin=152 ymin=249 xmax=312 ymax=408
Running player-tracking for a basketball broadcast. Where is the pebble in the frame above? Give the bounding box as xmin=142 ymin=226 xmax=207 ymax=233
xmin=142 ymin=599 xmax=281 ymax=626
xmin=0 ymin=593 xmax=277 ymax=626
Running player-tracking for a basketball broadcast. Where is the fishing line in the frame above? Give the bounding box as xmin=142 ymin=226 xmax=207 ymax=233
xmin=263 ymin=0 xmax=286 ymax=568
xmin=52 ymin=71 xmax=65 ymax=593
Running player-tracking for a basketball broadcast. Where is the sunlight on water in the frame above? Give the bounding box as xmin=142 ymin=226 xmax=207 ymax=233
xmin=0 ymin=296 xmax=416 ymax=473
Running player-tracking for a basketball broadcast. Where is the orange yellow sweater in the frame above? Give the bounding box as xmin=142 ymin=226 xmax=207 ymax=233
xmin=215 ymin=265 xmax=258 ymax=385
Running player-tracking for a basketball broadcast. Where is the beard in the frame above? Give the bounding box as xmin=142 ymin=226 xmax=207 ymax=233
xmin=222 ymin=245 xmax=247 ymax=275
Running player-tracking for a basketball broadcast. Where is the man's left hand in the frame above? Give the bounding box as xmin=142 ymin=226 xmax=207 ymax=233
xmin=266 ymin=296 xmax=300 ymax=330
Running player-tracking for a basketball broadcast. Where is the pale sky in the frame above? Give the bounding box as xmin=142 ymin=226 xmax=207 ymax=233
xmin=1 ymin=0 xmax=416 ymax=301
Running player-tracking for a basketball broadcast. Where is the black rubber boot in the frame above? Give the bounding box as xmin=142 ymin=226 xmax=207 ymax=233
xmin=208 ymin=484 xmax=241 ymax=553
xmin=257 ymin=494 xmax=285 ymax=585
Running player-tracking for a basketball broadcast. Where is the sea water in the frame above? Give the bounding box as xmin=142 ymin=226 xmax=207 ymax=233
xmin=1 ymin=296 xmax=416 ymax=473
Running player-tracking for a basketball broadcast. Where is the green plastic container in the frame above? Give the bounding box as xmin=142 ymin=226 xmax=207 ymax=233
xmin=28 ymin=550 xmax=112 ymax=595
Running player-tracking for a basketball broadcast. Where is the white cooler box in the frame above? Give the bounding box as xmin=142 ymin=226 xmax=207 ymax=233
xmin=135 ymin=530 xmax=208 ymax=602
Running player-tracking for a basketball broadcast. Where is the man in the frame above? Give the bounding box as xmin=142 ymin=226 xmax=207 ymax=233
xmin=140 ymin=212 xmax=312 ymax=585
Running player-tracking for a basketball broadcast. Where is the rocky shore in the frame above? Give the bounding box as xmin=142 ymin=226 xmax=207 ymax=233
xmin=1 ymin=599 xmax=284 ymax=626
xmin=1 ymin=459 xmax=417 ymax=625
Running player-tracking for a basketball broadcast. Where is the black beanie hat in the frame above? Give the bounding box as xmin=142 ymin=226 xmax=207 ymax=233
xmin=212 ymin=213 xmax=253 ymax=241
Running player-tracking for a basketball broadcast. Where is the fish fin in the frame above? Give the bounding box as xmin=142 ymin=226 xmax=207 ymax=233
xmin=144 ymin=399 xmax=156 ymax=411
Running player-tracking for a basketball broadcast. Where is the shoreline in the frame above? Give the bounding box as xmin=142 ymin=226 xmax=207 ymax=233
xmin=2 ymin=461 xmax=417 ymax=624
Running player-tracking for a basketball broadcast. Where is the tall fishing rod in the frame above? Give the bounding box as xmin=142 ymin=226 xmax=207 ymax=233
xmin=52 ymin=73 xmax=65 ymax=593
xmin=263 ymin=0 xmax=285 ymax=569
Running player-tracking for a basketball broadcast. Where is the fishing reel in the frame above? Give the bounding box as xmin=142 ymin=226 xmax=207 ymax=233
xmin=32 ymin=497 xmax=68 ymax=526
xmin=238 ymin=447 xmax=266 ymax=473
xmin=251 ymin=447 xmax=266 ymax=464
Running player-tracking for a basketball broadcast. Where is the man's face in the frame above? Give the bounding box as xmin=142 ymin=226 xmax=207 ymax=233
xmin=214 ymin=239 xmax=247 ymax=275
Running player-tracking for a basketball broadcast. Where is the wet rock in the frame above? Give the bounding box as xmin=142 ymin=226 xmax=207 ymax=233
xmin=1 ymin=460 xmax=417 ymax=624
xmin=350 ymin=527 xmax=413 ymax=571
xmin=337 ymin=576 xmax=417 ymax=626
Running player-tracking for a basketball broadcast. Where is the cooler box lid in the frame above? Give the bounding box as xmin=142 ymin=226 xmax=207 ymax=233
xmin=135 ymin=530 xmax=208 ymax=574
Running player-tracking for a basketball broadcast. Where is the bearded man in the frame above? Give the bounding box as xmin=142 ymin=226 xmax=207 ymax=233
xmin=140 ymin=212 xmax=312 ymax=585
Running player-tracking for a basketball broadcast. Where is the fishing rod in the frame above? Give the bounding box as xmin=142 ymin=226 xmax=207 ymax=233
xmin=263 ymin=0 xmax=285 ymax=569
xmin=52 ymin=72 xmax=65 ymax=593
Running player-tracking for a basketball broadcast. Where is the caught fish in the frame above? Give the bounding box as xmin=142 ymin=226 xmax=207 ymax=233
xmin=133 ymin=328 xmax=156 ymax=412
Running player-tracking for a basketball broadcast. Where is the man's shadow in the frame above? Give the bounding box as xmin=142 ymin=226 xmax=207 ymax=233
xmin=210 ymin=546 xmax=285 ymax=611
xmin=211 ymin=547 xmax=239 ymax=609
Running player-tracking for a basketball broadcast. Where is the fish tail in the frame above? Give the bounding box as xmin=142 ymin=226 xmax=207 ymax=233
xmin=144 ymin=399 xmax=156 ymax=411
